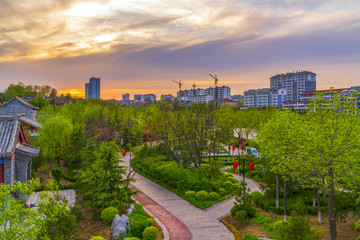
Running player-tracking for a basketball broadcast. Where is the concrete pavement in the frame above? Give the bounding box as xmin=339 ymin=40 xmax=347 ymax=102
xmin=122 ymin=154 xmax=234 ymax=240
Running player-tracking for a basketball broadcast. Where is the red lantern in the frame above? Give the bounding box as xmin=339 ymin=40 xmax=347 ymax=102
xmin=241 ymin=144 xmax=245 ymax=150
xmin=198 ymin=139 xmax=200 ymax=143
xmin=105 ymin=138 xmax=107 ymax=142
xmin=122 ymin=150 xmax=126 ymax=156
xmin=146 ymin=136 xmax=149 ymax=140
xmin=146 ymin=128 xmax=147 ymax=130
xmin=97 ymin=137 xmax=99 ymax=142
xmin=204 ymin=139 xmax=207 ymax=143
xmin=249 ymin=162 xmax=254 ymax=170
xmin=232 ymin=145 xmax=235 ymax=150
xmin=186 ymin=134 xmax=188 ymax=138
xmin=233 ymin=161 xmax=238 ymax=169
xmin=153 ymin=136 xmax=156 ymax=140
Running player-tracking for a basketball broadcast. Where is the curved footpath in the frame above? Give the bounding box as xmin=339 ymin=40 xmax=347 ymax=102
xmin=122 ymin=154 xmax=234 ymax=240
xmin=204 ymin=173 xmax=263 ymax=220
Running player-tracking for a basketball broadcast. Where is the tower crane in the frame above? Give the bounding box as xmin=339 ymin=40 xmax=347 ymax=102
xmin=209 ymin=74 xmax=219 ymax=99
xmin=172 ymin=80 xmax=183 ymax=99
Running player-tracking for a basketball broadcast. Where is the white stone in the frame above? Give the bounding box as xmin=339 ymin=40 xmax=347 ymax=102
xmin=127 ymin=204 xmax=135 ymax=215
xmin=111 ymin=214 xmax=129 ymax=239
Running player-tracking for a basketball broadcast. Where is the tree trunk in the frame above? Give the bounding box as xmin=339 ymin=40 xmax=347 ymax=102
xmin=313 ymin=187 xmax=317 ymax=207
xmin=276 ymin=172 xmax=279 ymax=208
xmin=317 ymin=188 xmax=322 ymax=224
xmin=284 ymin=179 xmax=288 ymax=221
xmin=328 ymin=179 xmax=337 ymax=240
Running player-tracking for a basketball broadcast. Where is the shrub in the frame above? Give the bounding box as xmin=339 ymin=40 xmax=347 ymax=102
xmin=231 ymin=182 xmax=256 ymax=218
xmin=272 ymin=217 xmax=313 ymax=240
xmin=142 ymin=226 xmax=158 ymax=240
xmin=100 ymin=207 xmax=119 ymax=226
xmin=234 ymin=210 xmax=247 ymax=226
xmin=311 ymin=227 xmax=325 ymax=240
xmin=146 ymin=218 xmax=154 ymax=226
xmin=127 ymin=238 xmax=140 ymax=240
xmin=224 ymin=181 xmax=234 ymax=192
xmin=134 ymin=203 xmax=144 ymax=209
xmin=249 ymin=191 xmax=263 ymax=205
xmin=70 ymin=204 xmax=82 ymax=222
xmin=209 ymin=192 xmax=219 ymax=200
xmin=90 ymin=237 xmax=105 ymax=240
xmin=196 ymin=190 xmax=208 ymax=201
xmin=51 ymin=168 xmax=64 ymax=184
xmin=31 ymin=170 xmax=36 ymax=179
xmin=218 ymin=188 xmax=226 ymax=196
xmin=38 ymin=164 xmax=49 ymax=172
xmin=185 ymin=190 xmax=196 ymax=198
xmin=226 ymin=176 xmax=237 ymax=183
xmin=129 ymin=215 xmax=151 ymax=238
xmin=241 ymin=234 xmax=258 ymax=240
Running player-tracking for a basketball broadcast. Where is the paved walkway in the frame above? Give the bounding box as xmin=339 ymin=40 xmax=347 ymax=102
xmin=205 ymin=173 xmax=263 ymax=220
xmin=122 ymin=154 xmax=234 ymax=240
xmin=26 ymin=189 xmax=76 ymax=208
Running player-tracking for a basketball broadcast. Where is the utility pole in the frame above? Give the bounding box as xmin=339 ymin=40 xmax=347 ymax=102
xmin=209 ymin=74 xmax=218 ymax=100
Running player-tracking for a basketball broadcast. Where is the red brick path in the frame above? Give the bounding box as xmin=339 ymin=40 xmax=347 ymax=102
xmin=131 ymin=184 xmax=191 ymax=240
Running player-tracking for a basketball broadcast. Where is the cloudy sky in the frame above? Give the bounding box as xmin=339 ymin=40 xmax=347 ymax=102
xmin=0 ymin=0 xmax=359 ymax=99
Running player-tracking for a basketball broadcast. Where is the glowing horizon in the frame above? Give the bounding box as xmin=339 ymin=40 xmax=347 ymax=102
xmin=1 ymin=0 xmax=360 ymax=95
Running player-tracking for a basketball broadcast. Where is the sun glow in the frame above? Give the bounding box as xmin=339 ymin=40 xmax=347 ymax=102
xmin=65 ymin=2 xmax=108 ymax=17
xmin=58 ymin=89 xmax=85 ymax=98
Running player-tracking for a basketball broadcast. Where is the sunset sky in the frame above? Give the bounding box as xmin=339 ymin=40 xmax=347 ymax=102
xmin=1 ymin=0 xmax=360 ymax=99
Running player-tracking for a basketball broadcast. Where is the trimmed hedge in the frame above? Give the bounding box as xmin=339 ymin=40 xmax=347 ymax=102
xmin=143 ymin=226 xmax=158 ymax=240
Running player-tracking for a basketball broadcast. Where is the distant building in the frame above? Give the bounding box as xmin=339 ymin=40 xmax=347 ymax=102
xmin=283 ymin=86 xmax=360 ymax=111
xmin=161 ymin=94 xmax=175 ymax=100
xmin=0 ymin=97 xmax=39 ymax=120
xmin=270 ymin=71 xmax=316 ymax=101
xmin=209 ymin=98 xmax=236 ymax=109
xmin=144 ymin=94 xmax=156 ymax=102
xmin=244 ymin=88 xmax=286 ymax=108
xmin=205 ymin=86 xmax=231 ymax=100
xmin=176 ymin=86 xmax=231 ymax=103
xmin=231 ymin=94 xmax=244 ymax=103
xmin=134 ymin=94 xmax=144 ymax=102
xmin=85 ymin=77 xmax=100 ymax=99
xmin=122 ymin=93 xmax=130 ymax=101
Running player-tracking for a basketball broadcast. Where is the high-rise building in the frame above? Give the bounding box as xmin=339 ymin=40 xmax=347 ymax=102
xmin=85 ymin=77 xmax=100 ymax=99
xmin=122 ymin=93 xmax=130 ymax=101
xmin=205 ymin=86 xmax=231 ymax=99
xmin=270 ymin=71 xmax=316 ymax=101
xmin=244 ymin=88 xmax=286 ymax=108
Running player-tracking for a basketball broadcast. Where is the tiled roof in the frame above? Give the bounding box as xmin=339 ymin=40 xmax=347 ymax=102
xmin=2 ymin=97 xmax=40 ymax=110
xmin=0 ymin=116 xmax=21 ymax=158
xmin=300 ymin=88 xmax=349 ymax=96
xmin=20 ymin=116 xmax=42 ymax=129
xmin=15 ymin=142 xmax=40 ymax=158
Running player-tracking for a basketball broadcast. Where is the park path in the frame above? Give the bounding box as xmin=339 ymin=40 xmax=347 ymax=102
xmin=204 ymin=172 xmax=263 ymax=220
xmin=122 ymin=154 xmax=234 ymax=240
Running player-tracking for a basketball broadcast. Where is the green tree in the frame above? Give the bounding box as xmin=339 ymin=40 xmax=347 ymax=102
xmin=76 ymin=141 xmax=135 ymax=209
xmin=37 ymin=114 xmax=74 ymax=166
xmin=0 ymin=181 xmax=45 ymax=239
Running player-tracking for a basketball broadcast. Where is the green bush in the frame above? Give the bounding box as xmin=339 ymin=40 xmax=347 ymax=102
xmin=218 ymin=188 xmax=226 ymax=196
xmin=249 ymin=191 xmax=263 ymax=205
xmin=185 ymin=190 xmax=196 ymax=198
xmin=224 ymin=181 xmax=233 ymax=192
xmin=134 ymin=203 xmax=144 ymax=210
xmin=241 ymin=234 xmax=258 ymax=240
xmin=38 ymin=164 xmax=49 ymax=172
xmin=142 ymin=226 xmax=158 ymax=240
xmin=272 ymin=217 xmax=313 ymax=240
xmin=231 ymin=182 xmax=256 ymax=218
xmin=196 ymin=190 xmax=208 ymax=201
xmin=31 ymin=170 xmax=36 ymax=179
xmin=127 ymin=238 xmax=140 ymax=240
xmin=70 ymin=204 xmax=82 ymax=222
xmin=100 ymin=207 xmax=119 ymax=225
xmin=146 ymin=218 xmax=154 ymax=226
xmin=209 ymin=192 xmax=219 ymax=200
xmin=90 ymin=236 xmax=105 ymax=240
xmin=226 ymin=176 xmax=237 ymax=183
xmin=51 ymin=168 xmax=64 ymax=184
xmin=129 ymin=215 xmax=151 ymax=238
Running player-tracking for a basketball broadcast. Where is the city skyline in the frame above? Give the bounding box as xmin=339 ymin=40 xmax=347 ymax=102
xmin=1 ymin=0 xmax=360 ymax=99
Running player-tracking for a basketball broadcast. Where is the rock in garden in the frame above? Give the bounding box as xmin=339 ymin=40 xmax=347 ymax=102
xmin=111 ymin=214 xmax=130 ymax=239
xmin=127 ymin=204 xmax=135 ymax=215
